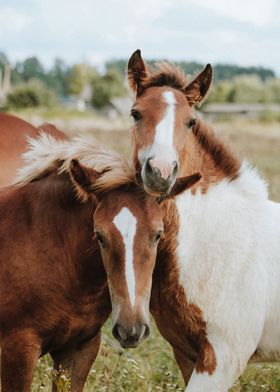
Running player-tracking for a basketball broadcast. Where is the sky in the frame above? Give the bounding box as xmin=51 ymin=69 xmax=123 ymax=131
xmin=0 ymin=0 xmax=279 ymax=74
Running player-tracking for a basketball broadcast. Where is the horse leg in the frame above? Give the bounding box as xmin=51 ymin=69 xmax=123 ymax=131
xmin=1 ymin=330 xmax=41 ymax=392
xmin=172 ymin=347 xmax=195 ymax=385
xmin=51 ymin=332 xmax=101 ymax=392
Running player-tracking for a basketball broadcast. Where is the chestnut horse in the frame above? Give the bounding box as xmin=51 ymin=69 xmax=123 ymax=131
xmin=0 ymin=113 xmax=66 ymax=186
xmin=128 ymin=50 xmax=280 ymax=391
xmin=0 ymin=133 xmax=199 ymax=392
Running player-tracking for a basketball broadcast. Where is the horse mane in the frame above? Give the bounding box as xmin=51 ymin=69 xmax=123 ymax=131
xmin=14 ymin=132 xmax=135 ymax=195
xmin=142 ymin=62 xmax=190 ymax=92
xmin=192 ymin=119 xmax=241 ymax=181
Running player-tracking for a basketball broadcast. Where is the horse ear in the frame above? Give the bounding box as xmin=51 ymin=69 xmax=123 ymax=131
xmin=69 ymin=159 xmax=101 ymax=202
xmin=127 ymin=49 xmax=148 ymax=96
xmin=184 ymin=64 xmax=212 ymax=107
xmin=169 ymin=173 xmax=201 ymax=197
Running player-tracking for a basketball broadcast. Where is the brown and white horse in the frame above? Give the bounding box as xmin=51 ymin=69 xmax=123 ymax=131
xmin=128 ymin=50 xmax=280 ymax=391
xmin=128 ymin=49 xmax=212 ymax=196
xmin=0 ymin=133 xmax=199 ymax=392
xmin=0 ymin=113 xmax=66 ymax=186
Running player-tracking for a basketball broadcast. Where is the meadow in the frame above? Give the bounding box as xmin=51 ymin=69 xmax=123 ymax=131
xmin=6 ymin=110 xmax=280 ymax=391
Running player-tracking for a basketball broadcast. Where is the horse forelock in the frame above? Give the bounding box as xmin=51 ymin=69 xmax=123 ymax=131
xmin=142 ymin=62 xmax=190 ymax=93
xmin=14 ymin=132 xmax=135 ymax=194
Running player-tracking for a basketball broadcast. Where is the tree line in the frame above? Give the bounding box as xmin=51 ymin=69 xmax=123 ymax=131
xmin=0 ymin=52 xmax=279 ymax=109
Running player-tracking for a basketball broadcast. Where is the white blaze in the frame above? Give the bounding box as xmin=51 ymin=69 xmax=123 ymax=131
xmin=154 ymin=91 xmax=176 ymax=148
xmin=138 ymin=90 xmax=178 ymax=171
xmin=113 ymin=207 xmax=137 ymax=308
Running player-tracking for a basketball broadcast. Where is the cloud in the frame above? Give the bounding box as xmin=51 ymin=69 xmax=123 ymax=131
xmin=0 ymin=6 xmax=31 ymax=33
xmin=189 ymin=0 xmax=275 ymax=26
xmin=0 ymin=0 xmax=279 ymax=74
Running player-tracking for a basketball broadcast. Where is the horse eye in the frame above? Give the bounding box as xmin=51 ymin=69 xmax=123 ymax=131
xmin=131 ymin=109 xmax=142 ymax=121
xmin=187 ymin=118 xmax=197 ymax=128
xmin=95 ymin=232 xmax=105 ymax=246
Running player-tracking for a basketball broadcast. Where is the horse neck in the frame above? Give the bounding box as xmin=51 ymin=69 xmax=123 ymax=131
xmin=179 ymin=120 xmax=241 ymax=193
xmin=152 ymin=199 xmax=187 ymax=304
xmin=15 ymin=171 xmax=107 ymax=291
xmin=151 ymin=199 xmax=204 ymax=331
xmin=152 ymin=119 xmax=241 ymax=301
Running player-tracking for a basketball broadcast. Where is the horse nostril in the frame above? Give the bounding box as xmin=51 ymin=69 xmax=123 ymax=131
xmin=112 ymin=323 xmax=120 ymax=340
xmin=146 ymin=158 xmax=154 ymax=174
xmin=142 ymin=324 xmax=150 ymax=339
xmin=112 ymin=323 xmax=126 ymax=341
xmin=172 ymin=161 xmax=179 ymax=177
xmin=137 ymin=324 xmax=150 ymax=341
xmin=146 ymin=158 xmax=162 ymax=178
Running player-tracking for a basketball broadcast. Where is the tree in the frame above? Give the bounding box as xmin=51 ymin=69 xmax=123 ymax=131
xmin=105 ymin=59 xmax=127 ymax=77
xmin=47 ymin=58 xmax=69 ymax=96
xmin=207 ymin=81 xmax=234 ymax=103
xmin=0 ymin=52 xmax=9 ymax=69
xmin=7 ymin=79 xmax=57 ymax=108
xmin=17 ymin=56 xmax=45 ymax=82
xmin=265 ymin=78 xmax=280 ymax=103
xmin=228 ymin=75 xmax=264 ymax=103
xmin=67 ymin=63 xmax=97 ymax=96
xmin=91 ymin=69 xmax=127 ymax=109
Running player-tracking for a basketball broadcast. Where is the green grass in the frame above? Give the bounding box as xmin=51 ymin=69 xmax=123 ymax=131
xmin=31 ymin=320 xmax=185 ymax=392
xmin=7 ymin=107 xmax=98 ymax=121
xmin=4 ymin=110 xmax=280 ymax=391
xmin=31 ymin=321 xmax=280 ymax=392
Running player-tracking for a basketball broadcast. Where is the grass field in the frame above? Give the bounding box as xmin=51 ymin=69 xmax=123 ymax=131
xmin=6 ymin=111 xmax=280 ymax=391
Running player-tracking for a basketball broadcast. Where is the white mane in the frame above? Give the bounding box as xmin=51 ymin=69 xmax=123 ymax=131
xmin=14 ymin=132 xmax=135 ymax=193
xmin=234 ymin=161 xmax=268 ymax=200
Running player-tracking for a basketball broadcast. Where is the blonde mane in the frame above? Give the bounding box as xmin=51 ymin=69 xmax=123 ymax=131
xmin=15 ymin=132 xmax=135 ymax=195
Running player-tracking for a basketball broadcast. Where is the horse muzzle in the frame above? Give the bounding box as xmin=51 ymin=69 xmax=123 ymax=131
xmin=141 ymin=157 xmax=179 ymax=196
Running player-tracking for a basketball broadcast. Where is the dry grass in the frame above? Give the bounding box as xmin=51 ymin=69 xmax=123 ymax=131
xmin=214 ymin=120 xmax=280 ymax=202
xmin=6 ymin=112 xmax=280 ymax=391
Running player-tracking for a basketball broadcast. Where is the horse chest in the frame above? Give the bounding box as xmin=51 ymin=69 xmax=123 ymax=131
xmin=150 ymin=264 xmax=216 ymax=373
xmin=151 ymin=291 xmax=197 ymax=362
xmin=174 ymin=188 xmax=261 ymax=313
xmin=41 ymin=288 xmax=111 ymax=353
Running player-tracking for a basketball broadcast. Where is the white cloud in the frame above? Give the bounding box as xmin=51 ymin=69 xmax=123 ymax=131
xmin=0 ymin=0 xmax=279 ymax=74
xmin=0 ymin=6 xmax=31 ymax=33
xmin=189 ymin=0 xmax=275 ymax=26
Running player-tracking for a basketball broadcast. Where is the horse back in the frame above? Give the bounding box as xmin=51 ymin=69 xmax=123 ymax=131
xmin=0 ymin=113 xmax=67 ymax=186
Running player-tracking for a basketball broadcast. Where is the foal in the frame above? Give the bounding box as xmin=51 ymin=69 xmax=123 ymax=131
xmin=0 ymin=134 xmax=199 ymax=392
xmin=128 ymin=50 xmax=280 ymax=391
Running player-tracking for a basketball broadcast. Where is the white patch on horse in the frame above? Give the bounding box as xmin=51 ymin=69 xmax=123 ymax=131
xmin=154 ymin=91 xmax=176 ymax=148
xmin=113 ymin=207 xmax=137 ymax=308
xmin=174 ymin=163 xmax=280 ymax=390
xmin=138 ymin=90 xmax=177 ymax=170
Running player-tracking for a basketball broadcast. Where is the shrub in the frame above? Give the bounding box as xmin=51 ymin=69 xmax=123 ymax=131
xmin=208 ymin=75 xmax=280 ymax=104
xmin=7 ymin=79 xmax=57 ymax=108
xmin=91 ymin=77 xmax=112 ymax=109
xmin=91 ymin=70 xmax=127 ymax=109
xmin=228 ymin=75 xmax=264 ymax=103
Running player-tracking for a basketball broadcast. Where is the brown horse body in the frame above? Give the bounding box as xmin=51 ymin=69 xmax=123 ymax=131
xmin=0 ymin=94 xmax=209 ymax=388
xmin=0 ymin=96 xmax=208 ymax=387
xmin=0 ymin=129 xmax=199 ymax=391
xmin=0 ymin=170 xmax=111 ymax=392
xmin=0 ymin=113 xmax=66 ymax=186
